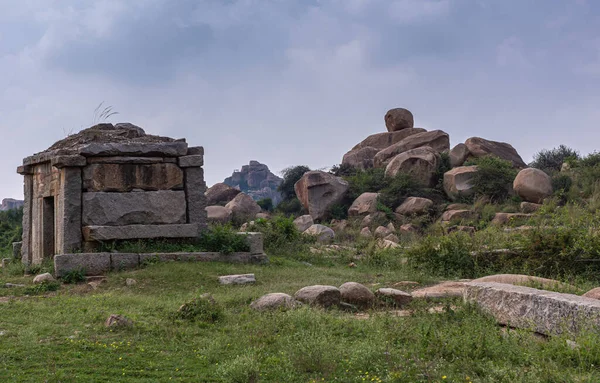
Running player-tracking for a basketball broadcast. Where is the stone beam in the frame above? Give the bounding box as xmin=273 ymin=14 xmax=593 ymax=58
xmin=82 ymin=224 xmax=200 ymax=241
xmin=79 ymin=142 xmax=188 ymax=157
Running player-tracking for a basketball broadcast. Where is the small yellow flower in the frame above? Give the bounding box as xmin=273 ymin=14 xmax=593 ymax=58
xmin=443 ymin=376 xmax=447 ymax=380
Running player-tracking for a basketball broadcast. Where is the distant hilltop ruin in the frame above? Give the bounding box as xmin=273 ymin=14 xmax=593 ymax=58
xmin=224 ymin=160 xmax=283 ymax=205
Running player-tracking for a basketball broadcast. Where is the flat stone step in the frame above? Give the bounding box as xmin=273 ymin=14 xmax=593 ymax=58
xmin=464 ymin=282 xmax=600 ymax=336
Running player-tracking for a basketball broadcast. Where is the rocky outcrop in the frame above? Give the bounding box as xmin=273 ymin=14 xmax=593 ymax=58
xmin=348 ymin=193 xmax=379 ymax=216
xmin=352 ymin=128 xmax=427 ymax=151
xmin=341 ymin=147 xmax=379 ymax=170
xmin=395 ymin=197 xmax=434 ymax=216
xmin=443 ymin=166 xmax=478 ymax=201
xmin=384 ymin=146 xmax=441 ymax=187
xmin=449 ymin=143 xmax=470 ymax=168
xmin=471 ymin=274 xmax=574 ymax=290
xmin=374 ymin=130 xmax=450 ymax=168
xmin=205 ymin=206 xmax=233 ymax=224
xmin=205 ymin=183 xmax=241 ymax=206
xmin=224 ymin=161 xmax=283 ymax=205
xmin=303 ymin=224 xmax=335 ymax=243
xmin=293 ymin=215 xmax=314 ymax=232
xmin=294 ymin=171 xmax=349 ymax=220
xmin=225 ymin=193 xmax=262 ymax=224
xmin=0 ymin=198 xmax=24 ymax=211
xmin=384 ymin=108 xmax=414 ymax=132
xmin=513 ymin=168 xmax=553 ymax=204
xmin=464 ymin=282 xmax=600 ymax=335
xmin=464 ymin=137 xmax=526 ymax=168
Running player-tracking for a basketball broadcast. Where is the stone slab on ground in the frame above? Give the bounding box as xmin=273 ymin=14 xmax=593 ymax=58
xmin=54 ymin=253 xmax=111 ymax=277
xmin=82 ymin=224 xmax=199 ymax=241
xmin=464 ymin=282 xmax=600 ymax=335
xmin=412 ymin=281 xmax=467 ymax=299
xmin=219 ymin=274 xmax=256 ymax=285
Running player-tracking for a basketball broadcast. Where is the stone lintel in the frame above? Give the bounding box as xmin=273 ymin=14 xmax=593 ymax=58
xmin=54 ymin=253 xmax=111 ymax=277
xmin=51 ymin=155 xmax=87 ymax=168
xmin=236 ymin=232 xmax=264 ymax=254
xmin=17 ymin=165 xmax=33 ymax=175
xmin=79 ymin=142 xmax=188 ymax=157
xmin=464 ymin=282 xmax=600 ymax=336
xmin=187 ymin=146 xmax=204 ymax=156
xmin=87 ymin=156 xmax=176 ymax=164
xmin=178 ymin=155 xmax=204 ymax=168
xmin=82 ymin=224 xmax=200 ymax=241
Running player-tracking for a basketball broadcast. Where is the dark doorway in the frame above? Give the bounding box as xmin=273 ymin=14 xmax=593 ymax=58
xmin=42 ymin=196 xmax=55 ymax=258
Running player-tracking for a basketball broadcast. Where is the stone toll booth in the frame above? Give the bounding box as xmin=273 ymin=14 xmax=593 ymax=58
xmin=17 ymin=123 xmax=207 ymax=265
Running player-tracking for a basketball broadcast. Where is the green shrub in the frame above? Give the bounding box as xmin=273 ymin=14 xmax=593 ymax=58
xmin=243 ymin=215 xmax=311 ymax=256
xmin=257 ymin=198 xmax=273 ymax=212
xmin=433 ymin=151 xmax=452 ymax=192
xmin=465 ymin=156 xmax=517 ymax=203
xmin=275 ymin=198 xmax=305 ymax=216
xmin=61 ymin=268 xmax=86 ymax=284
xmin=0 ymin=207 xmax=23 ymax=256
xmin=530 ymin=145 xmax=580 ymax=173
xmin=175 ymin=296 xmax=223 ymax=323
xmin=407 ymin=232 xmax=475 ymax=278
xmin=24 ymin=280 xmax=61 ymax=295
xmin=378 ymin=173 xmax=419 ymax=209
xmin=198 ymin=225 xmax=250 ymax=254
xmin=278 ymin=165 xmax=311 ymax=201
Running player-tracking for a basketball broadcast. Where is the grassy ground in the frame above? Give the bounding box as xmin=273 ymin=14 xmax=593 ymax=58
xmin=2 ymin=255 xmax=600 ymax=383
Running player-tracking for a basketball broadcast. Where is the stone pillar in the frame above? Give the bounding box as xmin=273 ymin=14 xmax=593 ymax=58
xmin=179 ymin=154 xmax=207 ymax=231
xmin=19 ymin=170 xmax=33 ymax=265
xmin=53 ymin=156 xmax=86 ymax=254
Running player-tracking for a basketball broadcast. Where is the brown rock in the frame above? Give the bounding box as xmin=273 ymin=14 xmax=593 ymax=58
xmin=446 ymin=203 xmax=470 ymax=211
xmin=583 ymin=287 xmax=600 ymax=300
xmin=360 ymin=212 xmax=386 ymax=228
xmin=399 ymin=223 xmax=419 ymax=234
xmin=294 ymin=171 xmax=349 ymax=220
xmin=105 ymin=314 xmax=133 ymax=328
xmin=293 ymin=215 xmax=314 ymax=232
xmin=225 ymin=193 xmax=262 ymax=224
xmin=395 ymin=197 xmax=434 ymax=216
xmin=490 ymin=213 xmax=532 ymax=226
xmin=376 ymin=288 xmax=413 ymax=306
xmin=303 ymin=224 xmax=335 ymax=243
xmin=412 ymin=281 xmax=466 ymax=299
xmin=348 ymin=193 xmax=379 ymax=216
xmin=464 ymin=137 xmax=526 ymax=168
xmin=250 ymin=293 xmax=299 ymax=311
xmin=441 ymin=209 xmax=476 ymax=222
xmin=449 ymin=143 xmax=470 ymax=168
xmin=342 ymin=147 xmax=379 ymax=170
xmin=352 ymin=128 xmax=427 ymax=151
xmin=384 ymin=108 xmax=414 ymax=132
xmin=520 ymin=202 xmax=542 ymax=214
xmin=443 ymin=166 xmax=478 ymax=201
xmin=294 ymin=285 xmax=341 ymax=307
xmin=374 ymin=130 xmax=450 ymax=168
xmin=205 ymin=205 xmax=233 ymax=224
xmin=374 ymin=226 xmax=392 ymax=238
xmin=359 ymin=227 xmax=373 ymax=238
xmin=384 ymin=147 xmax=441 ymax=187
xmin=513 ymin=168 xmax=553 ymax=204
xmin=206 ymin=183 xmax=241 ymax=206
xmin=447 ymin=226 xmax=476 ymax=234
xmin=331 ymin=219 xmax=349 ymax=232
xmin=384 ymin=234 xmax=400 ymax=243
xmin=339 ymin=282 xmax=375 ymax=308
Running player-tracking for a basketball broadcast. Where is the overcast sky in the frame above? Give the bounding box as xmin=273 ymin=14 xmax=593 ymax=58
xmin=2 ymin=0 xmax=600 ymax=199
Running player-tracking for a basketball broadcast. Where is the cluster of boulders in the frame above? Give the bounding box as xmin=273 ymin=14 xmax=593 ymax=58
xmin=290 ymin=107 xmax=553 ymax=231
xmin=249 ymin=281 xmax=413 ymax=312
xmin=205 ymin=183 xmax=264 ymax=225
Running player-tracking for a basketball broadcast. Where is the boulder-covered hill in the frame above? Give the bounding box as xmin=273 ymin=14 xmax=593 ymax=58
xmin=1 ymin=198 xmax=24 ymax=211
xmin=223 ymin=161 xmax=283 ymax=205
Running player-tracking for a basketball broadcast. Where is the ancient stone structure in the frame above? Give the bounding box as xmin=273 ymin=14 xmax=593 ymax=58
xmin=17 ymin=123 xmax=207 ymax=266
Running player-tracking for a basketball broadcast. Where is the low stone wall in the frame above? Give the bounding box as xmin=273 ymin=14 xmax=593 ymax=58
xmin=464 ymin=282 xmax=600 ymax=336
xmin=54 ymin=232 xmax=267 ymax=277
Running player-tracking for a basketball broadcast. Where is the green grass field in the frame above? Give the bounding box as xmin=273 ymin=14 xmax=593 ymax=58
xmin=2 ymin=255 xmax=600 ymax=383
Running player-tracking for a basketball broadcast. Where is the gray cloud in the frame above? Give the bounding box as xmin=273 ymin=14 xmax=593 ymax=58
xmin=1 ymin=0 xmax=600 ymax=200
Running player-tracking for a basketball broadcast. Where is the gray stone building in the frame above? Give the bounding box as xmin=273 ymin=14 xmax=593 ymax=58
xmin=17 ymin=123 xmax=207 ymax=266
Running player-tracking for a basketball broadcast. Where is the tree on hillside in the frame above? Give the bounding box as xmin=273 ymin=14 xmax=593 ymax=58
xmin=530 ymin=145 xmax=580 ymax=174
xmin=278 ymin=165 xmax=311 ymax=201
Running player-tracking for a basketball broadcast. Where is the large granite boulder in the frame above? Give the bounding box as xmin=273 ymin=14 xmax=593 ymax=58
xmin=384 ymin=146 xmax=441 ymax=187
xmin=384 ymin=108 xmax=414 ymax=132
xmin=395 ymin=197 xmax=434 ymax=216
xmin=341 ymin=147 xmax=379 ymax=170
xmin=294 ymin=171 xmax=349 ymax=220
xmin=348 ymin=192 xmax=379 ymax=216
xmin=471 ymin=274 xmax=574 ymax=290
xmin=464 ymin=282 xmax=600 ymax=336
xmin=352 ymin=128 xmax=427 ymax=151
xmin=294 ymin=285 xmax=341 ymax=307
xmin=303 ymin=224 xmax=335 ymax=243
xmin=293 ymin=215 xmax=314 ymax=232
xmin=464 ymin=137 xmax=526 ymax=168
xmin=374 ymin=130 xmax=450 ymax=168
xmin=443 ymin=166 xmax=478 ymax=201
xmin=449 ymin=143 xmax=470 ymax=168
xmin=513 ymin=168 xmax=553 ymax=203
xmin=225 ymin=193 xmax=262 ymax=224
xmin=205 ymin=206 xmax=233 ymax=224
xmin=206 ymin=183 xmax=241 ymax=206
xmin=339 ymin=282 xmax=375 ymax=308
xmin=250 ymin=293 xmax=300 ymax=311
